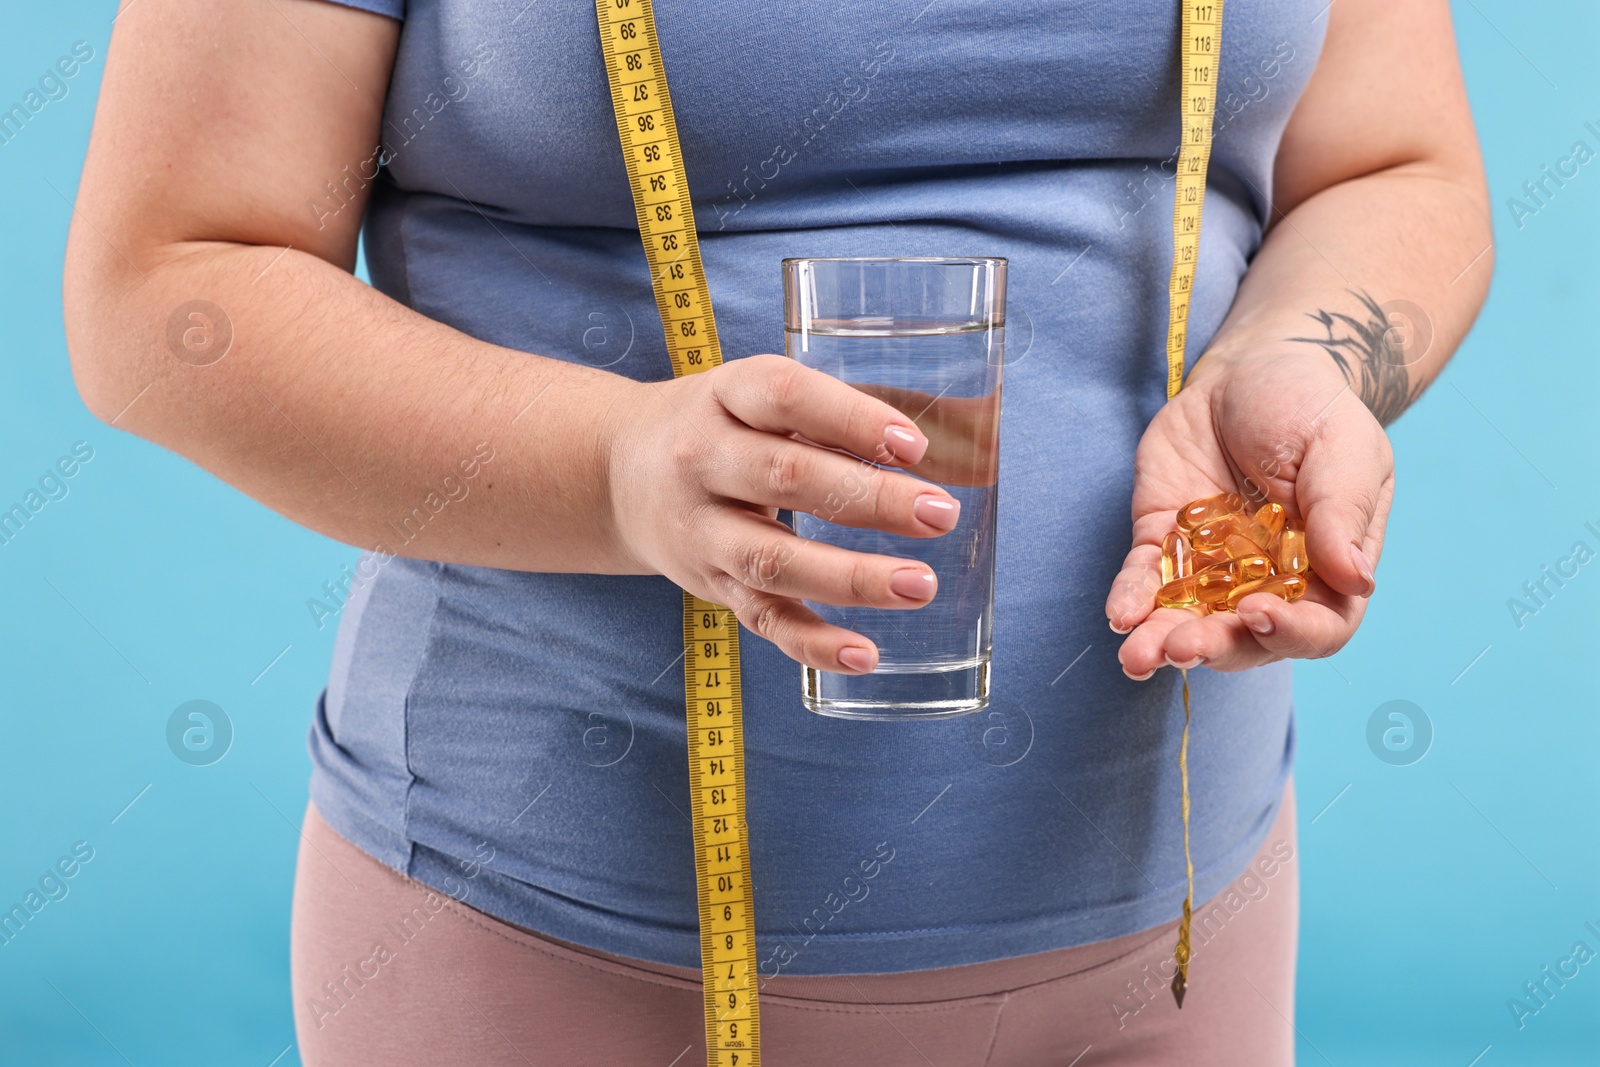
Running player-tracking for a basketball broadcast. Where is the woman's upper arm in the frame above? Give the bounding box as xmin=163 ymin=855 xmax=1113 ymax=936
xmin=1270 ymin=0 xmax=1487 ymax=218
xmin=71 ymin=0 xmax=399 ymax=278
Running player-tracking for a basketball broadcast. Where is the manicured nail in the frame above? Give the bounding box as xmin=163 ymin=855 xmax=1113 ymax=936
xmin=838 ymin=646 xmax=877 ymax=673
xmin=1109 ymin=618 xmax=1132 ymax=635
xmin=1168 ymin=655 xmax=1205 ymax=670
xmin=1122 ymin=665 xmax=1156 ymax=682
xmin=914 ymin=493 xmax=960 ymax=531
xmin=889 ymin=568 xmax=937 ymax=601
xmin=884 ymin=424 xmax=928 ymax=464
xmin=1350 ymin=542 xmax=1376 ymax=597
xmin=1239 ymin=610 xmax=1274 ymax=635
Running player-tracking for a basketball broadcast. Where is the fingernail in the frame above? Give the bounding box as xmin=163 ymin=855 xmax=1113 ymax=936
xmin=1239 ymin=610 xmax=1274 ymax=635
xmin=884 ymin=424 xmax=928 ymax=464
xmin=1123 ymin=666 xmax=1156 ymax=682
xmin=1167 ymin=655 xmax=1205 ymax=670
xmin=838 ymin=646 xmax=877 ymax=673
xmin=1350 ymin=542 xmax=1376 ymax=597
xmin=890 ymin=568 xmax=937 ymax=601
xmin=1109 ymin=618 xmax=1132 ymax=635
xmin=914 ymin=493 xmax=960 ymax=531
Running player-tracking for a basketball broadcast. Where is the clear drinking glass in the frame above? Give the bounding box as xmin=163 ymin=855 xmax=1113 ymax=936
xmin=783 ymin=256 xmax=1006 ymax=720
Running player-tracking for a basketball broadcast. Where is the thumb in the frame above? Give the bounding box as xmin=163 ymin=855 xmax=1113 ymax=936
xmin=1294 ymin=412 xmax=1393 ymax=599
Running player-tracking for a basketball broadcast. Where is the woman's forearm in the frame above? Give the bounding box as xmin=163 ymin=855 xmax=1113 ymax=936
xmin=1193 ymin=0 xmax=1492 ymax=425
xmin=65 ymin=234 xmax=642 ymax=574
xmin=65 ymin=2 xmax=649 ymax=576
xmin=1193 ymin=165 xmax=1492 ymax=425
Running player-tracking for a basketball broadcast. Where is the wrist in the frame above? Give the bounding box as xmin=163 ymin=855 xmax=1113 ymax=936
xmin=1186 ymin=336 xmax=1347 ymax=393
xmin=1188 ymin=289 xmax=1432 ymax=427
xmin=493 ymin=359 xmax=655 ymax=575
xmin=591 ymin=372 xmax=657 ymax=575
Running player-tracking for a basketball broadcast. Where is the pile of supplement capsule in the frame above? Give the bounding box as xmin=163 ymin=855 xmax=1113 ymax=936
xmin=1156 ymin=493 xmax=1313 ymax=613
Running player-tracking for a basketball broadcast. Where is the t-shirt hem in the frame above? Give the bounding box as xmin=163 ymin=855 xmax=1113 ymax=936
xmin=311 ymin=0 xmax=403 ymax=20
xmin=308 ymin=772 xmax=414 ymax=874
xmin=355 ymin=775 xmax=1288 ymax=977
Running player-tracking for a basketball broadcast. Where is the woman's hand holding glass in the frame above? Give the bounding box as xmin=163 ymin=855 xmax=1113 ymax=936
xmin=604 ymin=354 xmax=963 ymax=675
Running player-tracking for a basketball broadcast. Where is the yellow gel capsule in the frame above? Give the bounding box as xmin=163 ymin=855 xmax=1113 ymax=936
xmin=1156 ymin=575 xmax=1201 ymax=608
xmin=1156 ymin=566 xmax=1237 ymax=608
xmin=1193 ymin=561 xmax=1240 ymax=604
xmin=1275 ymin=528 xmax=1309 ymax=575
xmin=1249 ymin=502 xmax=1286 ymax=547
xmin=1222 ymin=533 xmax=1268 ymax=561
xmin=1176 ymin=492 xmax=1246 ymax=532
xmin=1161 ymin=530 xmax=1194 ymax=584
xmin=1225 ymin=573 xmax=1307 ymax=610
xmin=1190 ymin=516 xmax=1256 ymax=553
xmin=1156 ymin=570 xmax=1233 ymax=610
xmin=1233 ymin=553 xmax=1274 ymax=582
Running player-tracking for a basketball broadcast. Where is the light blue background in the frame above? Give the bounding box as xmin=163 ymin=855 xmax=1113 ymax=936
xmin=1 ymin=2 xmax=1595 ymax=1064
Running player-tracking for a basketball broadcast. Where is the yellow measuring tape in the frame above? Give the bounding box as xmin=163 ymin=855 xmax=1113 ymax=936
xmin=594 ymin=0 xmax=1224 ymax=1051
xmin=1166 ymin=0 xmax=1224 ymax=1008
xmin=595 ymin=1 xmax=759 ymax=1062
xmin=1166 ymin=0 xmax=1224 ymax=402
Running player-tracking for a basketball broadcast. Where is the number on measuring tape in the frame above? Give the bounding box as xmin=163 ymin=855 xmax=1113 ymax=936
xmin=1166 ymin=0 xmax=1223 ymax=400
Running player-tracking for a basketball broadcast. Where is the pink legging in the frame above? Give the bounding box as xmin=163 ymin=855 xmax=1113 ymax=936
xmin=292 ymin=782 xmax=1296 ymax=1066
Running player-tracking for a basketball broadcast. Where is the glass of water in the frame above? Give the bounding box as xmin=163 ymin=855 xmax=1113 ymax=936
xmin=782 ymin=256 xmax=1006 ymax=720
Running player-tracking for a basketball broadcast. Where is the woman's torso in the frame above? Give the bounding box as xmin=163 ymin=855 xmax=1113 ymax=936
xmin=308 ymin=0 xmax=1323 ymax=974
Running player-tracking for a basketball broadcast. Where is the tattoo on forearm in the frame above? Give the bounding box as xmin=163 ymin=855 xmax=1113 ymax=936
xmin=1288 ymin=289 xmax=1423 ymax=427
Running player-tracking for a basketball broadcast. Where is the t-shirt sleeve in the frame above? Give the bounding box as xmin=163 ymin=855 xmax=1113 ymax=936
xmin=312 ymin=0 xmax=403 ymax=18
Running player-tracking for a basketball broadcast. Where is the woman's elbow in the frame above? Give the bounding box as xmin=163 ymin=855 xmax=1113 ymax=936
xmin=62 ymin=224 xmax=154 ymax=428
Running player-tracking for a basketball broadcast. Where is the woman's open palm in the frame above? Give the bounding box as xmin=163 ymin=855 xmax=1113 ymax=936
xmin=1106 ymin=350 xmax=1395 ymax=676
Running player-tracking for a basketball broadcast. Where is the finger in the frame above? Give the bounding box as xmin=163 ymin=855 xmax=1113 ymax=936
xmin=1155 ymin=610 xmax=1278 ymax=673
xmin=1117 ymin=607 xmax=1206 ymax=679
xmin=704 ymin=427 xmax=960 ymax=537
xmin=1106 ymin=542 xmax=1166 ymax=633
xmin=844 ymin=381 xmax=937 ymax=414
xmin=713 ymin=354 xmax=929 ymax=466
xmin=1160 ymin=588 xmax=1364 ymax=672
xmin=1226 ymin=589 xmax=1364 ymax=663
xmin=717 ymin=584 xmax=881 ymax=675
xmin=709 ymin=512 xmax=940 ymax=610
xmin=849 ymin=383 xmax=1001 ymax=488
xmin=1297 ymin=406 xmax=1393 ymax=599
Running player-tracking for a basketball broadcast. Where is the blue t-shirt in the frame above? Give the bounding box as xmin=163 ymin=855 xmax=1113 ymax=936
xmin=308 ymin=0 xmax=1324 ymax=974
